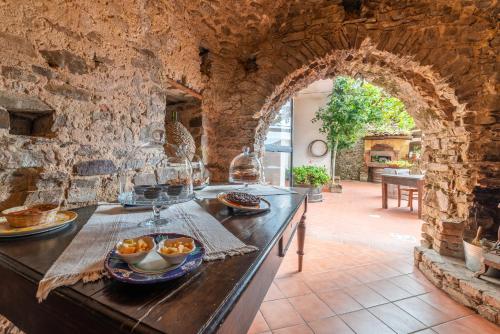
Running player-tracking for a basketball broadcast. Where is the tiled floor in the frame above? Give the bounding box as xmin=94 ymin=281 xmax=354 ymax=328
xmin=247 ymin=181 xmax=499 ymax=334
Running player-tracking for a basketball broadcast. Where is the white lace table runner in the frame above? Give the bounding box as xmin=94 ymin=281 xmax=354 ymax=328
xmin=36 ymin=201 xmax=257 ymax=301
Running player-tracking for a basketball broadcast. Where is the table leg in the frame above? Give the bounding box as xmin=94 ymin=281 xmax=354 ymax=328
xmin=382 ymin=182 xmax=388 ymax=209
xmin=297 ymin=205 xmax=306 ymax=272
xmin=417 ymin=180 xmax=423 ymax=219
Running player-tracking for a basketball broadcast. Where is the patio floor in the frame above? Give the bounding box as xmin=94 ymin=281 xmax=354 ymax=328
xmin=248 ymin=181 xmax=499 ymax=334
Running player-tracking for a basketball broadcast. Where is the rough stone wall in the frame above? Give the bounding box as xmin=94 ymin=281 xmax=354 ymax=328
xmin=201 ymin=0 xmax=499 ymax=258
xmin=336 ymin=140 xmax=364 ymax=181
xmin=0 ymin=0 xmax=203 ymax=209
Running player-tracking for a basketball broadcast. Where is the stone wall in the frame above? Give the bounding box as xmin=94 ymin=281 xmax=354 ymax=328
xmin=200 ymin=0 xmax=499 ymax=259
xmin=415 ymin=247 xmax=500 ymax=325
xmin=335 ymin=140 xmax=364 ymax=181
xmin=0 ymin=0 xmax=202 ymax=209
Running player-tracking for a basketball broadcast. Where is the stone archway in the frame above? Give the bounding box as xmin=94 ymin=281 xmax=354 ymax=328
xmin=201 ymin=1 xmax=498 ymax=259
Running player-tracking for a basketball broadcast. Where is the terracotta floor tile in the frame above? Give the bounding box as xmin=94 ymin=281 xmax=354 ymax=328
xmin=367 ymin=279 xmax=413 ymax=301
xmin=346 ymin=266 xmax=384 ymax=283
xmin=339 ymin=309 xmax=395 ymax=334
xmin=418 ymin=291 xmax=474 ymax=319
xmin=264 ymin=282 xmax=285 ymax=301
xmin=275 ymin=277 xmax=312 ymax=298
xmin=316 ymin=290 xmax=363 ymax=315
xmin=374 ymin=263 xmax=403 ymax=278
xmin=390 ymin=275 xmax=431 ymax=295
xmin=308 ymin=316 xmax=355 ymax=334
xmin=303 ymin=271 xmax=339 ymax=293
xmin=260 ymin=299 xmax=304 ymax=330
xmin=329 ymin=272 xmax=362 ymax=289
xmin=385 ymin=260 xmax=415 ymax=275
xmin=432 ymin=315 xmax=500 ymax=334
xmin=343 ymin=284 xmax=389 ymax=308
xmin=394 ymin=296 xmax=455 ymax=326
xmin=272 ymin=324 xmax=313 ymax=334
xmin=248 ymin=311 xmax=270 ymax=334
xmin=368 ymin=302 xmax=426 ymax=334
xmin=288 ymin=294 xmax=334 ymax=322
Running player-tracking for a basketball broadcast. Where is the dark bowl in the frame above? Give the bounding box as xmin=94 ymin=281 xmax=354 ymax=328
xmin=133 ymin=185 xmax=151 ymax=195
xmin=143 ymin=187 xmax=162 ymax=199
xmin=166 ymin=185 xmax=184 ymax=196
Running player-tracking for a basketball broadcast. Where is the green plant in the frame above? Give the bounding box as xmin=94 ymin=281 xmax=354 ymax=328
xmin=312 ymin=76 xmax=415 ymax=185
xmin=292 ymin=166 xmax=330 ymax=188
xmin=387 ymin=160 xmax=413 ymax=168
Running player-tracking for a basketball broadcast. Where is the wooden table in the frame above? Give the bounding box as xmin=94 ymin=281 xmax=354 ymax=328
xmin=381 ymin=174 xmax=424 ymax=219
xmin=0 ymin=190 xmax=307 ymax=334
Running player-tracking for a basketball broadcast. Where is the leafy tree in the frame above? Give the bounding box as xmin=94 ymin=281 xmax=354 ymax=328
xmin=312 ymin=76 xmax=414 ymax=185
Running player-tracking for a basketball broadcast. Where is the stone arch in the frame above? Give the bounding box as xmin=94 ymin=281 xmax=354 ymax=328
xmin=202 ymin=1 xmax=498 ymax=258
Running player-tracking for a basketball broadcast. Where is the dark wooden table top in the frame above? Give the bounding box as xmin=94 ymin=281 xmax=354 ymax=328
xmin=0 ymin=189 xmax=307 ymax=334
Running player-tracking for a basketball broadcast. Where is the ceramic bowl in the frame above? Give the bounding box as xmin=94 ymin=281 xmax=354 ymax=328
xmin=115 ymin=236 xmax=155 ymax=265
xmin=156 ymin=237 xmax=196 ymax=265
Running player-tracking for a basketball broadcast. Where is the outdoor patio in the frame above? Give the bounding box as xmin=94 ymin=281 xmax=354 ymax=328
xmin=249 ymin=181 xmax=498 ymax=334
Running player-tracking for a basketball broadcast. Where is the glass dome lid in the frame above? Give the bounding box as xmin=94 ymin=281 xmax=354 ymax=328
xmin=118 ymin=130 xmax=194 ymax=211
xmin=229 ymin=146 xmax=263 ymax=185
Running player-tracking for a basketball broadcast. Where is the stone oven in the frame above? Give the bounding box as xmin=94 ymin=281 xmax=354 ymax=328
xmin=362 ymin=134 xmax=412 ymax=183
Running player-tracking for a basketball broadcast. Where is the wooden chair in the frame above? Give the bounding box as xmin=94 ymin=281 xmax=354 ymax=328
xmin=397 ymin=185 xmax=419 ymax=211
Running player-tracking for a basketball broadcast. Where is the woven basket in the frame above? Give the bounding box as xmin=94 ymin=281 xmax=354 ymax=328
xmin=2 ymin=204 xmax=59 ymax=228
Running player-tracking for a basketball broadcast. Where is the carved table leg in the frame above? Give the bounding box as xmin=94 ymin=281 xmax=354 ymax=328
xmin=297 ymin=214 xmax=306 ymax=272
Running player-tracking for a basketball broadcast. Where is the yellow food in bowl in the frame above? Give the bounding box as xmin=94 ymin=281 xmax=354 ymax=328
xmin=160 ymin=240 xmax=194 ymax=255
xmin=118 ymin=238 xmax=149 ymax=254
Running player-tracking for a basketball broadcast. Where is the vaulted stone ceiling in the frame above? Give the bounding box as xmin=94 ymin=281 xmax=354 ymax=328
xmin=183 ymin=0 xmax=292 ymax=56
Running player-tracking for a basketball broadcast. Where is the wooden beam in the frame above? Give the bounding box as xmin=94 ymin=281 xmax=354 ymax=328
xmin=164 ymin=77 xmax=202 ymax=100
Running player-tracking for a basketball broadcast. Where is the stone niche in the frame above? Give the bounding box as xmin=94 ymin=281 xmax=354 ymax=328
xmin=0 ymin=91 xmax=54 ymax=137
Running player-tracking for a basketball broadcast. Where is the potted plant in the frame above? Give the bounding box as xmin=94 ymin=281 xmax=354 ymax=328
xmin=292 ymin=166 xmax=330 ymax=202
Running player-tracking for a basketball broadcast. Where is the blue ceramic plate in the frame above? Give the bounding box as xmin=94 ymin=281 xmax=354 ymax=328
xmin=104 ymin=233 xmax=204 ymax=284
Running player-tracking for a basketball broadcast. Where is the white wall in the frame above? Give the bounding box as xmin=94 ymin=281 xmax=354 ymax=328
xmin=292 ymin=79 xmax=333 ymax=172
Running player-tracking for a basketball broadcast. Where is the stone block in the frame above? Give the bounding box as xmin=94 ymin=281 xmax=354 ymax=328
xmin=32 ymin=65 xmax=56 ymax=79
xmin=483 ymin=290 xmax=500 ymax=309
xmin=74 ymin=160 xmax=117 ymax=176
xmin=1 ymin=66 xmax=37 ymax=82
xmin=39 ymin=49 xmax=88 ymax=74
xmin=477 ymin=305 xmax=498 ymax=325
xmin=67 ymin=187 xmax=97 ymax=203
xmin=0 ymin=107 xmax=9 ymax=129
xmin=45 ymin=83 xmax=91 ymax=101
xmin=0 ymin=90 xmax=53 ymax=113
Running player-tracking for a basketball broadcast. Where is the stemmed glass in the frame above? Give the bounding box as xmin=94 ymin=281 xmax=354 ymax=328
xmin=138 ymin=189 xmax=170 ymax=227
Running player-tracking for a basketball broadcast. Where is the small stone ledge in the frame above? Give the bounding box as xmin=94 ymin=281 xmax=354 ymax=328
xmin=414 ymin=246 xmax=500 ymax=325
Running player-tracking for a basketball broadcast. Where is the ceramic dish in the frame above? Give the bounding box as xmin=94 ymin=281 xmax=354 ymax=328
xmin=115 ymin=236 xmax=155 ymax=265
xmin=216 ymin=192 xmax=271 ymax=213
xmin=156 ymin=237 xmax=196 ymax=265
xmin=0 ymin=211 xmax=77 ymax=238
xmin=104 ymin=233 xmax=204 ymax=284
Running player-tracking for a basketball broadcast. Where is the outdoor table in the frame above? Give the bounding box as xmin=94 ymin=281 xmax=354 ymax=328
xmin=0 ymin=189 xmax=307 ymax=334
xmin=381 ymin=174 xmax=424 ymax=219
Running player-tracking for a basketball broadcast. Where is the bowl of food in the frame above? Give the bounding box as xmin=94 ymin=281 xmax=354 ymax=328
xmin=156 ymin=237 xmax=196 ymax=265
xmin=1 ymin=204 xmax=59 ymax=228
xmin=115 ymin=236 xmax=155 ymax=265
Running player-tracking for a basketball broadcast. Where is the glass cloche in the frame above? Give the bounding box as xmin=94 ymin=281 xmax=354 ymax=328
xmin=191 ymin=154 xmax=209 ymax=190
xmin=229 ymin=146 xmax=263 ymax=188
xmin=118 ymin=130 xmax=194 ymax=226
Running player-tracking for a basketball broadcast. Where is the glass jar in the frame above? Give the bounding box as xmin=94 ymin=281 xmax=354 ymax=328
xmin=191 ymin=154 xmax=209 ymax=190
xmin=229 ymin=146 xmax=263 ymax=186
xmin=118 ymin=130 xmax=194 ymax=226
